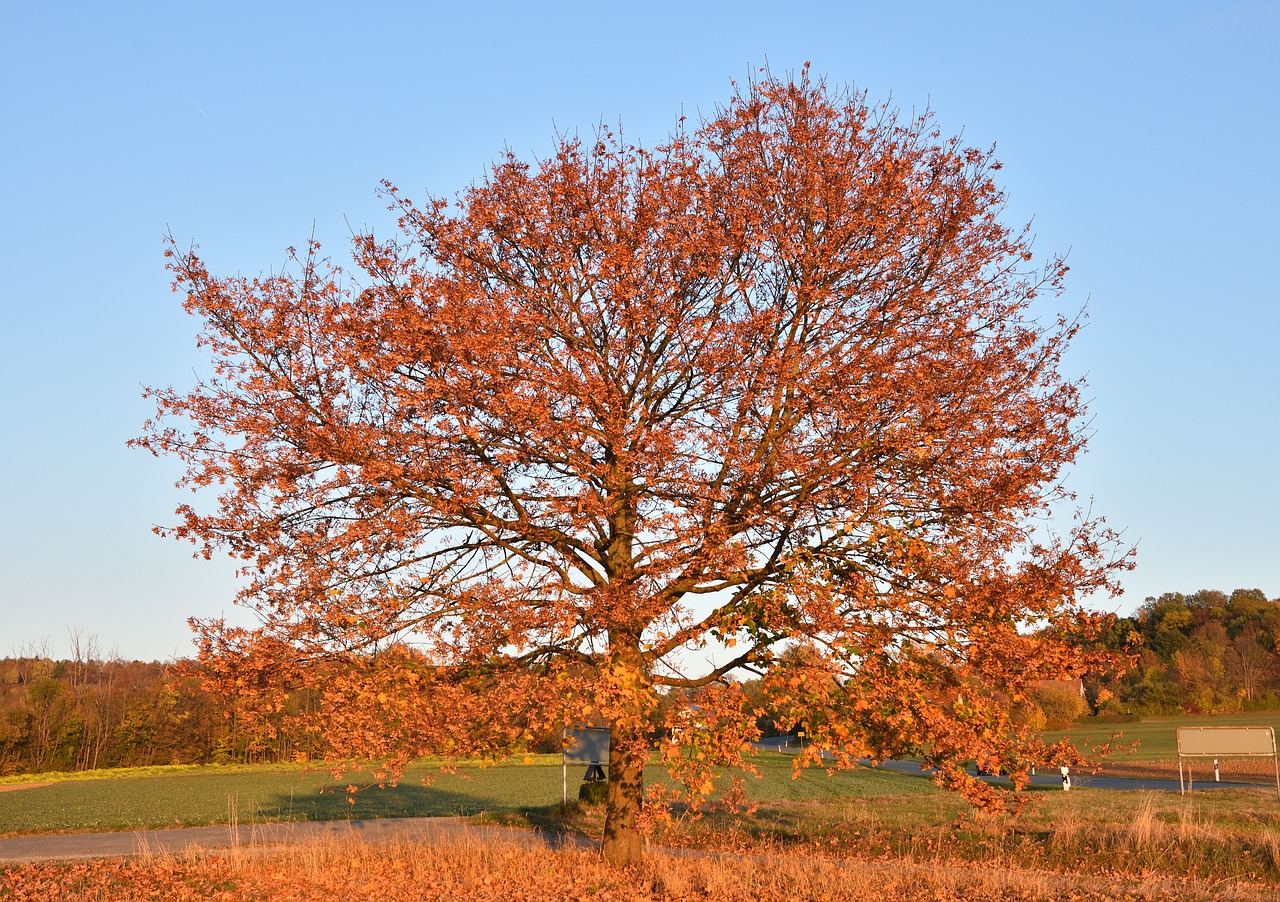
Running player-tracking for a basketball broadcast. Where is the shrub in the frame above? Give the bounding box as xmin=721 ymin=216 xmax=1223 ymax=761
xmin=1033 ymin=684 xmax=1087 ymax=730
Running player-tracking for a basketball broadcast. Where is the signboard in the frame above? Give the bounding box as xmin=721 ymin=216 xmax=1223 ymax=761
xmin=1175 ymin=726 xmax=1279 ymax=799
xmin=564 ymin=727 xmax=610 ymax=764
xmin=1177 ymin=726 xmax=1276 ymax=757
xmin=562 ymin=726 xmax=610 ymax=804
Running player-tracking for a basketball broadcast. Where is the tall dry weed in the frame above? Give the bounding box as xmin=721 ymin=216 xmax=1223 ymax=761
xmin=1127 ymin=792 xmax=1161 ymax=850
xmin=6 ymin=829 xmax=1279 ymax=901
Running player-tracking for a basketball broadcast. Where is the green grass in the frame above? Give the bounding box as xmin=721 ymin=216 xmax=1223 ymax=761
xmin=1045 ymin=711 xmax=1280 ymax=761
xmin=0 ymin=759 xmax=566 ymax=836
xmin=740 ymin=754 xmax=943 ymax=800
xmin=0 ymin=753 xmax=945 ymax=837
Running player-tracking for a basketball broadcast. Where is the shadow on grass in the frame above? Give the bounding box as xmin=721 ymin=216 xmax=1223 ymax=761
xmin=262 ymin=780 xmax=530 ymax=823
xmin=479 ymin=802 xmax=606 ymax=850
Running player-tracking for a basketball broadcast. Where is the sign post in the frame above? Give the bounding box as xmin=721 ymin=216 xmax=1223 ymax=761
xmin=1175 ymin=726 xmax=1279 ymax=799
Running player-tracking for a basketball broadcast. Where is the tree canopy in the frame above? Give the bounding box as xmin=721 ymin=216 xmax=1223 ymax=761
xmin=135 ymin=69 xmax=1129 ymax=864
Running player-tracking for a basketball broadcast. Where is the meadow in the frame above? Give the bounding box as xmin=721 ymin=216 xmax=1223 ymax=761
xmin=0 ymin=754 xmax=939 ymax=836
xmin=1043 ymin=711 xmax=1280 ymax=784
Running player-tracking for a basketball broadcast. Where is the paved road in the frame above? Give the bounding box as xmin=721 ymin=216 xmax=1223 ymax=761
xmin=0 ymin=816 xmax=588 ymax=865
xmin=752 ymin=738 xmax=1258 ymax=792
xmin=868 ymin=756 xmax=1259 ymax=792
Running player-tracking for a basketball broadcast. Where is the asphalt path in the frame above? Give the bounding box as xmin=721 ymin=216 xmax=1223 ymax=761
xmin=751 ymin=737 xmax=1259 ymax=792
xmin=865 ymin=756 xmax=1258 ymax=792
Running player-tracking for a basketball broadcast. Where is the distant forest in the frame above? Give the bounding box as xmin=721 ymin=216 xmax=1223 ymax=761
xmin=0 ymin=638 xmax=326 ymax=776
xmin=1091 ymin=588 xmax=1280 ymax=716
xmin=2 ymin=588 xmax=1278 ymax=776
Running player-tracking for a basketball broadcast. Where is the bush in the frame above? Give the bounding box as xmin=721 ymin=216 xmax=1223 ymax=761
xmin=1082 ymin=713 xmax=1139 ymax=724
xmin=578 ymin=780 xmax=608 ymax=806
xmin=1033 ymin=684 xmax=1087 ymax=730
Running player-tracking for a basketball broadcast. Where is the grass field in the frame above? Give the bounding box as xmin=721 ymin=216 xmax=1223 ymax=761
xmin=0 ymin=753 xmax=947 ymax=837
xmin=0 ymin=758 xmax=562 ymax=835
xmin=5 ymin=713 xmax=1280 ymax=837
xmin=5 ymin=710 xmax=1280 ymax=837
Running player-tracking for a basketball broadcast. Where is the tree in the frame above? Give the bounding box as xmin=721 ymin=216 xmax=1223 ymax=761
xmin=1226 ymin=634 xmax=1273 ymax=704
xmin=135 ymin=69 xmax=1128 ymax=865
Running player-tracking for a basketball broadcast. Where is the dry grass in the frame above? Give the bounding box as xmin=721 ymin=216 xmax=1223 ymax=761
xmin=572 ymin=787 xmax=1280 ymax=889
xmin=2 ymin=829 xmax=1277 ymax=901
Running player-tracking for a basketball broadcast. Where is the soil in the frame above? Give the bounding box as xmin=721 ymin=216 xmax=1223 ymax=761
xmin=1092 ymin=759 xmax=1278 ymax=784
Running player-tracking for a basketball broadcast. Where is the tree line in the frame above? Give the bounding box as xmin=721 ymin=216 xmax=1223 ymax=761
xmin=3 ymin=588 xmax=1275 ymax=776
xmin=1090 ymin=588 xmax=1280 ymax=716
xmin=0 ymin=640 xmax=326 ymax=776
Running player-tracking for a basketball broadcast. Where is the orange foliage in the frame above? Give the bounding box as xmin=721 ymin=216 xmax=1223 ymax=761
xmin=134 ymin=67 xmax=1131 ymax=864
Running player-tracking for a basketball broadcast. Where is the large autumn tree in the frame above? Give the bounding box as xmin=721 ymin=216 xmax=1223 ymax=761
xmin=137 ymin=70 xmax=1128 ymax=865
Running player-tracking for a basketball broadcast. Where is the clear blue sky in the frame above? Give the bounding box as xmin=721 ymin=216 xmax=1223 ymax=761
xmin=2 ymin=2 xmax=1276 ymax=661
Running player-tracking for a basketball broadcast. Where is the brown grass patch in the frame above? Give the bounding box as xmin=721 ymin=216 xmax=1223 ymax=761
xmin=1093 ymin=759 xmax=1280 ymax=784
xmin=1 ymin=832 xmax=1277 ymax=901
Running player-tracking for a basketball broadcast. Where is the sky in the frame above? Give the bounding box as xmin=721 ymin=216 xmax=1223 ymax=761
xmin=1 ymin=1 xmax=1276 ymax=662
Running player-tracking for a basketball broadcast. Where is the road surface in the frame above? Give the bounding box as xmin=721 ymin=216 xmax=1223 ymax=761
xmin=751 ymin=737 xmax=1259 ymax=792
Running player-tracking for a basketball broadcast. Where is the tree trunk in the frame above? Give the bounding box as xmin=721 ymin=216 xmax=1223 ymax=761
xmin=601 ymin=718 xmax=645 ymax=866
